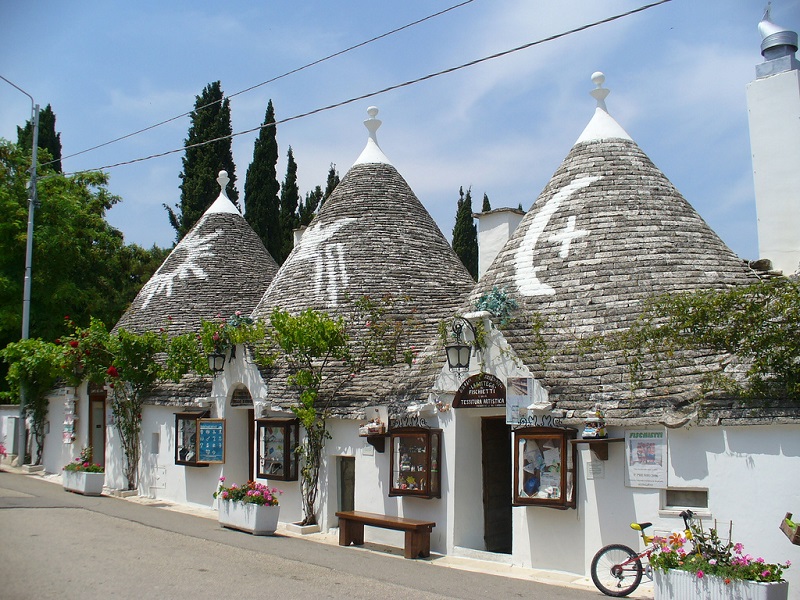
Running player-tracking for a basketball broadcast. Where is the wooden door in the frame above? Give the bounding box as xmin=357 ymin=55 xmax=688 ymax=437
xmin=339 ymin=456 xmax=355 ymax=512
xmin=89 ymin=398 xmax=106 ymax=467
xmin=481 ymin=417 xmax=512 ymax=553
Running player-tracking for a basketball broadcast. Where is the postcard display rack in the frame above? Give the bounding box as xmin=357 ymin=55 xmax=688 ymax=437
xmin=389 ymin=427 xmax=442 ymax=498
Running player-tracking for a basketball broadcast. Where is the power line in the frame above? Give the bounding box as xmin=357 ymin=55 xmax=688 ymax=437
xmin=67 ymin=0 xmax=672 ymax=176
xmin=51 ymin=0 xmax=477 ymax=168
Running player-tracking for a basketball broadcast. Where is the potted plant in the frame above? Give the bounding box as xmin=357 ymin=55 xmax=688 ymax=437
xmin=651 ymin=526 xmax=791 ymax=600
xmin=213 ymin=477 xmax=282 ymax=536
xmin=62 ymin=447 xmax=105 ymax=496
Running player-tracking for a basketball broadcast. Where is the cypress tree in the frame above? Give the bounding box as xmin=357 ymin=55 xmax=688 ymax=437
xmin=244 ymin=99 xmax=281 ymax=259
xmin=482 ymin=193 xmax=491 ymax=212
xmin=166 ymin=81 xmax=239 ymax=241
xmin=320 ymin=163 xmax=340 ymax=209
xmin=278 ymin=147 xmax=300 ymax=263
xmin=299 ymin=186 xmax=322 ymax=227
xmin=452 ymin=186 xmax=478 ymax=280
xmin=17 ymin=104 xmax=62 ymax=173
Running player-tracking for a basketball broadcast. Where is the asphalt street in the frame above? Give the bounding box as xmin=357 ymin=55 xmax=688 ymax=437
xmin=0 ymin=469 xmax=642 ymax=599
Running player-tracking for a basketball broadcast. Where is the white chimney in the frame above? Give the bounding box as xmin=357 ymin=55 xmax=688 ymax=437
xmin=474 ymin=207 xmax=525 ymax=280
xmin=746 ymin=8 xmax=800 ymax=275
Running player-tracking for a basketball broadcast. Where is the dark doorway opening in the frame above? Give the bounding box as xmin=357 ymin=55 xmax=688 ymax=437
xmin=482 ymin=417 xmax=512 ymax=553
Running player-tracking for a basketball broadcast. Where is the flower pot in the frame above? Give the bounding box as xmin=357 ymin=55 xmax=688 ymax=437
xmin=218 ymin=501 xmax=280 ymax=536
xmin=63 ymin=471 xmax=105 ymax=496
xmin=654 ymin=568 xmax=789 ymax=600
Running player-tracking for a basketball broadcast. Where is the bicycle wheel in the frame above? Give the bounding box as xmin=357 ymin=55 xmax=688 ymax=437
xmin=590 ymin=543 xmax=643 ymax=597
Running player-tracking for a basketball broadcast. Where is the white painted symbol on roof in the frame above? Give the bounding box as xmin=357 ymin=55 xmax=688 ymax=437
xmin=548 ymin=215 xmax=588 ymax=258
xmin=292 ymin=217 xmax=357 ymax=306
xmin=138 ymin=225 xmax=222 ymax=308
xmin=514 ymin=176 xmax=600 ymax=296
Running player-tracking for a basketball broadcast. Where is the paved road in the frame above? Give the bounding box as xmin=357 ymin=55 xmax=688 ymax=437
xmin=0 ymin=470 xmax=614 ymax=599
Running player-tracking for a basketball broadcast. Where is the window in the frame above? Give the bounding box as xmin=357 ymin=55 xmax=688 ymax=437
xmin=664 ymin=489 xmax=708 ymax=510
xmin=513 ymin=427 xmax=577 ymax=509
xmin=256 ymin=419 xmax=299 ymax=481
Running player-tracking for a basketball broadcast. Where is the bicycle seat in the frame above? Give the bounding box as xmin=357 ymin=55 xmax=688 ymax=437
xmin=630 ymin=522 xmax=652 ymax=532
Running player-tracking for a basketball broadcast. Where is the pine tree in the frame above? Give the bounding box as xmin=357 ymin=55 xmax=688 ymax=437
xmin=452 ymin=186 xmax=478 ymax=280
xmin=244 ymin=99 xmax=281 ymax=259
xmin=17 ymin=104 xmax=62 ymax=173
xmin=166 ymin=81 xmax=238 ymax=241
xmin=482 ymin=193 xmax=491 ymax=212
xmin=278 ymin=147 xmax=300 ymax=263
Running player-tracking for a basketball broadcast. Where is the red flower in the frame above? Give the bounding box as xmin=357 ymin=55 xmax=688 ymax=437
xmin=64 ymin=315 xmax=70 ymax=320
xmin=69 ymin=340 xmax=79 ymax=348
xmin=55 ymin=338 xmax=62 ymax=345
xmin=106 ymin=366 xmax=119 ymax=378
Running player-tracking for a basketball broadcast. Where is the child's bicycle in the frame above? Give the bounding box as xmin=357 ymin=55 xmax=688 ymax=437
xmin=590 ymin=509 xmax=696 ymax=597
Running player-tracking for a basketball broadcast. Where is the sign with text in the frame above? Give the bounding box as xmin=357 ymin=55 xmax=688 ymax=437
xmin=198 ymin=419 xmax=226 ymax=463
xmin=452 ymin=373 xmax=506 ymax=408
xmin=625 ymin=429 xmax=667 ymax=488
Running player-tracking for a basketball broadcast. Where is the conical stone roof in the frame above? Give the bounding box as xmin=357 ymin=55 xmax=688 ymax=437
xmin=471 ymin=74 xmax=761 ymax=422
xmin=253 ymin=108 xmax=475 ymax=416
xmin=115 ymin=171 xmax=279 ymax=337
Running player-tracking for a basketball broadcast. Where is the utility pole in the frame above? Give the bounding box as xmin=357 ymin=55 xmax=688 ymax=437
xmin=1 ymin=75 xmax=39 ymax=466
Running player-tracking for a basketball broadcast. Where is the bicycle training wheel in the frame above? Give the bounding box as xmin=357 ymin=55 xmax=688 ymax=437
xmin=590 ymin=544 xmax=643 ymax=597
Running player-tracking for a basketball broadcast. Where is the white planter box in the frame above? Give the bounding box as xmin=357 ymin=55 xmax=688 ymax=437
xmin=218 ymin=501 xmax=280 ymax=536
xmin=654 ymin=568 xmax=789 ymax=600
xmin=62 ymin=471 xmax=105 ymax=496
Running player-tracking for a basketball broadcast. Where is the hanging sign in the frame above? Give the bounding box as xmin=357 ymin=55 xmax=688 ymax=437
xmin=198 ymin=419 xmax=226 ymax=463
xmin=452 ymin=373 xmax=506 ymax=408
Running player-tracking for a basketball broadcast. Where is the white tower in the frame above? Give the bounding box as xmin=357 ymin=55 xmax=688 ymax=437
xmin=746 ymin=8 xmax=800 ymax=275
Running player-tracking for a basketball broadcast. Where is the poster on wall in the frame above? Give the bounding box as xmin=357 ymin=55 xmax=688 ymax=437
xmin=198 ymin=419 xmax=225 ymax=463
xmin=506 ymin=377 xmax=532 ymax=424
xmin=625 ymin=430 xmax=667 ymax=488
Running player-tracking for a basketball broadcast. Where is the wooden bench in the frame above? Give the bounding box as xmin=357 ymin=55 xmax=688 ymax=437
xmin=335 ymin=510 xmax=435 ymax=559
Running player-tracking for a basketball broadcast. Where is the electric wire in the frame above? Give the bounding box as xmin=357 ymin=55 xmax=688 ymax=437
xmin=67 ymin=0 xmax=671 ymax=176
xmin=50 ymin=0 xmax=477 ymax=169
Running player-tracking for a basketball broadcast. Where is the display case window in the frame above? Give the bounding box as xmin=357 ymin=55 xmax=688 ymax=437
xmin=175 ymin=411 xmax=209 ymax=466
xmin=513 ymin=427 xmax=577 ymax=509
xmin=256 ymin=419 xmax=299 ymax=481
xmin=389 ymin=427 xmax=442 ymax=499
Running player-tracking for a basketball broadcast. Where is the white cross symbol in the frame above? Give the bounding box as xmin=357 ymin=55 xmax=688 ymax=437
xmin=548 ymin=215 xmax=588 ymax=258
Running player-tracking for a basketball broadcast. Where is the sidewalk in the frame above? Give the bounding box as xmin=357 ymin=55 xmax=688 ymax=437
xmin=4 ymin=462 xmax=654 ymax=599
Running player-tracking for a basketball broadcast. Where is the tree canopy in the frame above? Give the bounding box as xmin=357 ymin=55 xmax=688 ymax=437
xmin=17 ymin=103 xmax=62 ymax=173
xmin=278 ymin=147 xmax=300 ymax=263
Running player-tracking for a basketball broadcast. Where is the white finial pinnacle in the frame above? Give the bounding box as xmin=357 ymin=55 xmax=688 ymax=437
xmin=217 ymin=170 xmax=230 ymax=198
xmin=364 ymin=106 xmax=382 ymax=143
xmin=590 ymin=71 xmax=610 ymax=112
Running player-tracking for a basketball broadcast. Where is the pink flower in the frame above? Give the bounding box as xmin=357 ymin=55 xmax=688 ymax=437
xmin=734 ymin=543 xmax=745 ymax=554
xmin=709 ymin=559 xmax=717 ymax=565
xmin=221 ymin=491 xmax=228 ymax=499
xmin=219 ymin=476 xmax=225 ymax=482
xmin=235 ymin=311 xmax=242 ymax=317
xmin=696 ymin=571 xmax=704 ymax=579
xmin=756 ymin=557 xmax=765 ymax=564
xmin=762 ymin=570 xmax=771 ymax=578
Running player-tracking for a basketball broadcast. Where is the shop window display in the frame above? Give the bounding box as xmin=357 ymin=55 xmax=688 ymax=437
xmin=514 ymin=427 xmax=577 ymax=509
xmin=389 ymin=427 xmax=441 ymax=499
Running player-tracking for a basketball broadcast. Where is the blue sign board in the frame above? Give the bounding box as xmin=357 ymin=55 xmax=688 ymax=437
xmin=198 ymin=419 xmax=225 ymax=463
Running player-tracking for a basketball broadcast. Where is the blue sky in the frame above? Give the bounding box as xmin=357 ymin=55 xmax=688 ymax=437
xmin=1 ymin=0 xmax=798 ymax=260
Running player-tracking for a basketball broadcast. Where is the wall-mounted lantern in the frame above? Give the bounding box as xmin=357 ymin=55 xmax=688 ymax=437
xmin=444 ymin=316 xmax=476 ymax=371
xmin=207 ymin=351 xmax=226 ymax=376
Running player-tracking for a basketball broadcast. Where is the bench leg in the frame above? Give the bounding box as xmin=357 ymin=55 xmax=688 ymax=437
xmin=404 ymin=530 xmax=431 ymax=559
xmin=339 ymin=519 xmax=365 ymax=547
